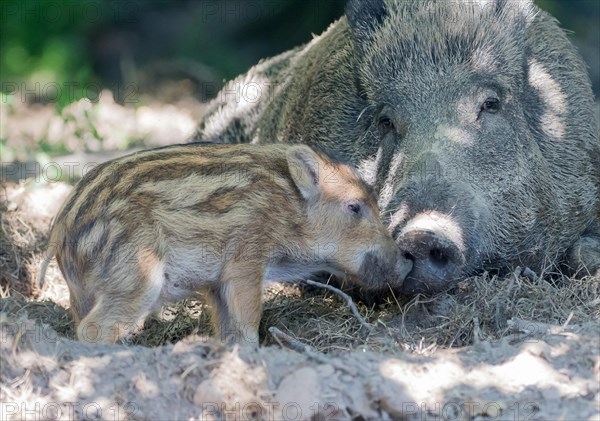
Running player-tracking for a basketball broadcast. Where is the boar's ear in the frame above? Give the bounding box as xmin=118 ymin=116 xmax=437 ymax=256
xmin=345 ymin=0 xmax=387 ymax=44
xmin=287 ymin=145 xmax=322 ymax=201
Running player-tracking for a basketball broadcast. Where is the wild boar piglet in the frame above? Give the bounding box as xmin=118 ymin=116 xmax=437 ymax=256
xmin=40 ymin=143 xmax=412 ymax=345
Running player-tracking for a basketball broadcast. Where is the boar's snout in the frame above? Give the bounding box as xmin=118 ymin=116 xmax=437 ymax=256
xmin=397 ymin=229 xmax=466 ymax=294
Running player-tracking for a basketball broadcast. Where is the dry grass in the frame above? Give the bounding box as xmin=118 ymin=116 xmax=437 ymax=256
xmin=0 ymin=182 xmax=50 ymax=299
xmin=1 ymin=179 xmax=598 ymax=357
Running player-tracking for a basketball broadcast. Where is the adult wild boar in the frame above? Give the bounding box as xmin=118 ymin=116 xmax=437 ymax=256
xmin=194 ymin=0 xmax=600 ymax=293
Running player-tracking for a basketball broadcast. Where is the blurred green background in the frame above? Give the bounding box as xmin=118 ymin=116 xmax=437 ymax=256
xmin=1 ymin=0 xmax=599 ymax=106
xmin=0 ymin=0 xmax=347 ymax=106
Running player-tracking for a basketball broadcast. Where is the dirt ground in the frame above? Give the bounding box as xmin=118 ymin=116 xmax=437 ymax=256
xmin=1 ymin=96 xmax=599 ymax=419
xmin=2 ymin=301 xmax=598 ymax=421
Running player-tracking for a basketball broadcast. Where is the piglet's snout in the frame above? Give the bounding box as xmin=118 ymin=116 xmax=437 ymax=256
xmin=359 ymin=246 xmax=413 ymax=288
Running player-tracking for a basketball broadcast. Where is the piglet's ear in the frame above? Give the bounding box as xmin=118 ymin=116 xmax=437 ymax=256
xmin=287 ymin=145 xmax=322 ymax=201
xmin=346 ymin=0 xmax=388 ymax=44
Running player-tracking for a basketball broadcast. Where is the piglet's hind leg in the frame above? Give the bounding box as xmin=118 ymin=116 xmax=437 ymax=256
xmin=76 ymin=269 xmax=164 ymax=344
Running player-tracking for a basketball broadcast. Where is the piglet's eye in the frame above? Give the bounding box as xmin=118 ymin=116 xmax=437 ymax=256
xmin=481 ymin=97 xmax=500 ymax=113
xmin=348 ymin=203 xmax=362 ymax=215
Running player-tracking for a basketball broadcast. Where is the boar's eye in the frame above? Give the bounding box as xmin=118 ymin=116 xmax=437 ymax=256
xmin=481 ymin=97 xmax=500 ymax=113
xmin=348 ymin=202 xmax=362 ymax=215
xmin=378 ymin=116 xmax=395 ymax=135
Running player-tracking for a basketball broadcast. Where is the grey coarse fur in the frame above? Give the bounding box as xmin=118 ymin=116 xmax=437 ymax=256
xmin=193 ymin=0 xmax=600 ymax=293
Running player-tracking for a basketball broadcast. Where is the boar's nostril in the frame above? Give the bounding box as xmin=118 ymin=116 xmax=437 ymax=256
xmin=429 ymin=248 xmax=449 ymax=268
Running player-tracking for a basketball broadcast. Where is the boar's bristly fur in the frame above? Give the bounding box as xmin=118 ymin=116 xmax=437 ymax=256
xmin=194 ymin=0 xmax=600 ymax=293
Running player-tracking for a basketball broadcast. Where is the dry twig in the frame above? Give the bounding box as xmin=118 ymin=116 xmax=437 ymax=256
xmin=268 ymin=326 xmax=328 ymax=363
xmin=521 ymin=267 xmax=540 ymax=282
xmin=507 ymin=318 xmax=578 ymax=336
xmin=304 ymin=279 xmax=373 ymax=332
xmin=268 ymin=326 xmax=312 ymax=352
xmin=472 ymin=317 xmax=481 ymax=345
xmin=495 ymin=267 xmax=520 ymax=330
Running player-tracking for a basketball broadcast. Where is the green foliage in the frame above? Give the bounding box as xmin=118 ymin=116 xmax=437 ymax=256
xmin=0 ymin=0 xmax=111 ymax=106
xmin=0 ymin=1 xmax=345 ymax=105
